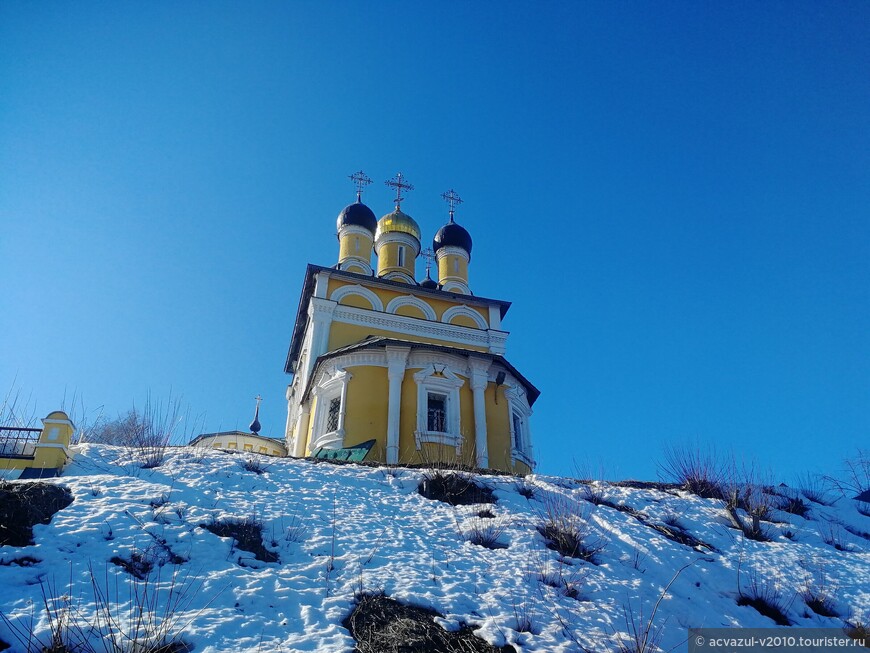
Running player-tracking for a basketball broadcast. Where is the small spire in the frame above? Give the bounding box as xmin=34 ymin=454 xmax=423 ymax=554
xmin=441 ymin=189 xmax=463 ymax=223
xmin=349 ymin=170 xmax=372 ymax=202
xmin=385 ymin=172 xmax=414 ymax=210
xmin=249 ymin=394 xmax=262 ymax=435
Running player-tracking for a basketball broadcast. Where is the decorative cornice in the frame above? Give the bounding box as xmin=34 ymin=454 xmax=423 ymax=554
xmin=309 ymin=297 xmax=338 ymax=318
xmin=375 ymin=230 xmax=421 ymax=253
xmin=333 ymin=304 xmax=494 ymax=349
xmin=338 ymin=224 xmax=375 ymax=239
xmin=435 ymin=245 xmax=470 ymax=262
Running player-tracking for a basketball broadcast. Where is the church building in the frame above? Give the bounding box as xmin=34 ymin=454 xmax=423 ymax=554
xmin=283 ymin=172 xmax=539 ymax=474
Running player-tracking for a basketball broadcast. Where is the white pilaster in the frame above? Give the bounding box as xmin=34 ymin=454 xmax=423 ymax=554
xmin=307 ymin=298 xmax=336 ymax=380
xmin=385 ymin=345 xmax=411 ymax=464
xmin=468 ymin=357 xmax=492 ymax=469
xmin=293 ymin=404 xmax=311 ymax=457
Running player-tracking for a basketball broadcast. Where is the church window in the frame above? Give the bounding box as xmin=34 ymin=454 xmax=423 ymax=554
xmin=454 ymin=258 xmax=459 ymax=273
xmin=427 ymin=393 xmax=447 ymax=432
xmin=512 ymin=410 xmax=524 ymax=451
xmin=326 ymin=397 xmax=341 ymax=433
xmin=310 ymin=368 xmax=352 ymax=451
xmin=506 ymin=384 xmax=534 ymax=468
xmin=413 ymin=365 xmax=464 ymax=451
xmin=354 ymin=237 xmax=360 ymax=252
xmin=398 ymin=246 xmax=405 ymax=267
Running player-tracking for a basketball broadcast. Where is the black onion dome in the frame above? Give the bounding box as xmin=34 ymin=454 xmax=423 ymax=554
xmin=433 ymin=220 xmax=472 ymax=258
xmin=336 ymin=200 xmax=378 ymax=233
xmin=420 ymin=275 xmax=438 ymax=289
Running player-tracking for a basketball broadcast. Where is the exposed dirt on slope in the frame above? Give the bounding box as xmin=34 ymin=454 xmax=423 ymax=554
xmin=344 ymin=594 xmax=516 ymax=653
xmin=0 ymin=482 xmax=74 ymax=547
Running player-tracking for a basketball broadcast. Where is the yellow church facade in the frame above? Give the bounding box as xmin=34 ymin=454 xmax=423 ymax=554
xmin=283 ymin=173 xmax=539 ymax=474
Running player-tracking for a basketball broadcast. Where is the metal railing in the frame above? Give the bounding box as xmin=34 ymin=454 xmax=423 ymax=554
xmin=0 ymin=426 xmax=41 ymax=458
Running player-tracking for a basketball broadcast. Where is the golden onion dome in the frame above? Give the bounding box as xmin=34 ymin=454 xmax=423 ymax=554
xmin=375 ymin=208 xmax=421 ymax=242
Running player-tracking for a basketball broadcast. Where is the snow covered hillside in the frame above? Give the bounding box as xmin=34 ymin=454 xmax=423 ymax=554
xmin=0 ymin=445 xmax=868 ymax=652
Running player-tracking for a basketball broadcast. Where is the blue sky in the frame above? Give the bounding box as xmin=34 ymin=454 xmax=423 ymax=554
xmin=2 ymin=2 xmax=867 ymax=482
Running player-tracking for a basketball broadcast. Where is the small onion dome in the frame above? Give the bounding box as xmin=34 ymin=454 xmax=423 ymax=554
xmin=433 ymin=219 xmax=472 ymax=259
xmin=375 ymin=208 xmax=421 ymax=242
xmin=420 ymin=273 xmax=438 ymax=289
xmin=336 ymin=200 xmax=378 ymax=233
xmin=249 ymin=402 xmax=261 ymax=435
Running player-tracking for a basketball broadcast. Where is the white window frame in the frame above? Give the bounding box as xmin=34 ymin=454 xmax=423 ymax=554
xmin=506 ymin=385 xmax=535 ymax=468
xmin=310 ymin=368 xmax=352 ymax=451
xmin=413 ymin=365 xmax=464 ymax=451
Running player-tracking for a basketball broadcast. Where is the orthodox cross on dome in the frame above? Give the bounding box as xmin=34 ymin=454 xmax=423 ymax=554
xmin=422 ymin=247 xmax=436 ymax=278
xmin=441 ymin=189 xmax=463 ymax=223
xmin=385 ymin=172 xmax=414 ymax=210
xmin=348 ymin=170 xmax=372 ymax=202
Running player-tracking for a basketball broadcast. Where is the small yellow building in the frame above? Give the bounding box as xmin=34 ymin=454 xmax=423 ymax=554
xmin=284 ymin=173 xmax=539 ymax=474
xmin=0 ymin=411 xmax=75 ymax=480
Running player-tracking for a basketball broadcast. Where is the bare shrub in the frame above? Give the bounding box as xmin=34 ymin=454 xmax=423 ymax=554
xmin=612 ymin=563 xmax=693 ymax=653
xmin=658 ymin=444 xmax=728 ymax=499
xmin=458 ymin=512 xmax=511 ymax=550
xmin=109 ymin=548 xmax=155 ymax=580
xmin=0 ymin=382 xmax=38 ymax=428
xmin=418 ymin=470 xmax=495 ymax=506
xmin=241 ymin=455 xmax=272 ymax=475
xmin=820 ymin=522 xmax=855 ymax=552
xmin=0 ymin=565 xmax=215 ymax=653
xmin=512 ymin=478 xmax=536 ymax=500
xmin=737 ymin=571 xmax=792 ymax=626
xmin=801 ymin=587 xmax=839 ymax=618
xmin=282 ymin=513 xmax=307 ymax=544
xmin=843 ymin=619 xmax=869 ymax=644
xmin=343 ymin=593 xmax=514 ymax=653
xmin=661 ymin=512 xmax=682 ymax=529
xmin=510 ymin=593 xmax=537 ymax=635
xmin=0 ymin=574 xmax=86 ymax=653
xmin=203 ymin=517 xmax=279 ymax=563
xmin=90 ymin=563 xmax=212 ymax=653
xmin=797 ymin=472 xmax=835 ymax=506
xmin=86 ymin=394 xmax=200 ymax=469
xmin=826 ymin=450 xmax=870 ymax=500
xmin=536 ymin=495 xmax=605 ymax=563
xmin=775 ymin=490 xmax=810 ymax=518
xmin=538 ymin=555 xmax=585 ymax=600
xmin=723 ymin=466 xmax=775 ymax=542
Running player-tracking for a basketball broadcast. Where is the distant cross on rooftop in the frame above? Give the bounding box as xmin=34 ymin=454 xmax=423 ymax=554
xmin=441 ymin=189 xmax=463 ymax=222
xmin=385 ymin=172 xmax=414 ymax=210
xmin=348 ymin=171 xmax=372 ymax=202
xmin=255 ymin=394 xmax=262 ymax=408
xmin=422 ymin=247 xmax=436 ymax=277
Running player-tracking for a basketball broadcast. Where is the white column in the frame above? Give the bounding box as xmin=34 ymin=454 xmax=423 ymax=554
xmin=293 ymin=404 xmax=311 ymax=457
xmin=468 ymin=357 xmax=491 ymax=469
xmin=385 ymin=346 xmax=410 ymax=464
